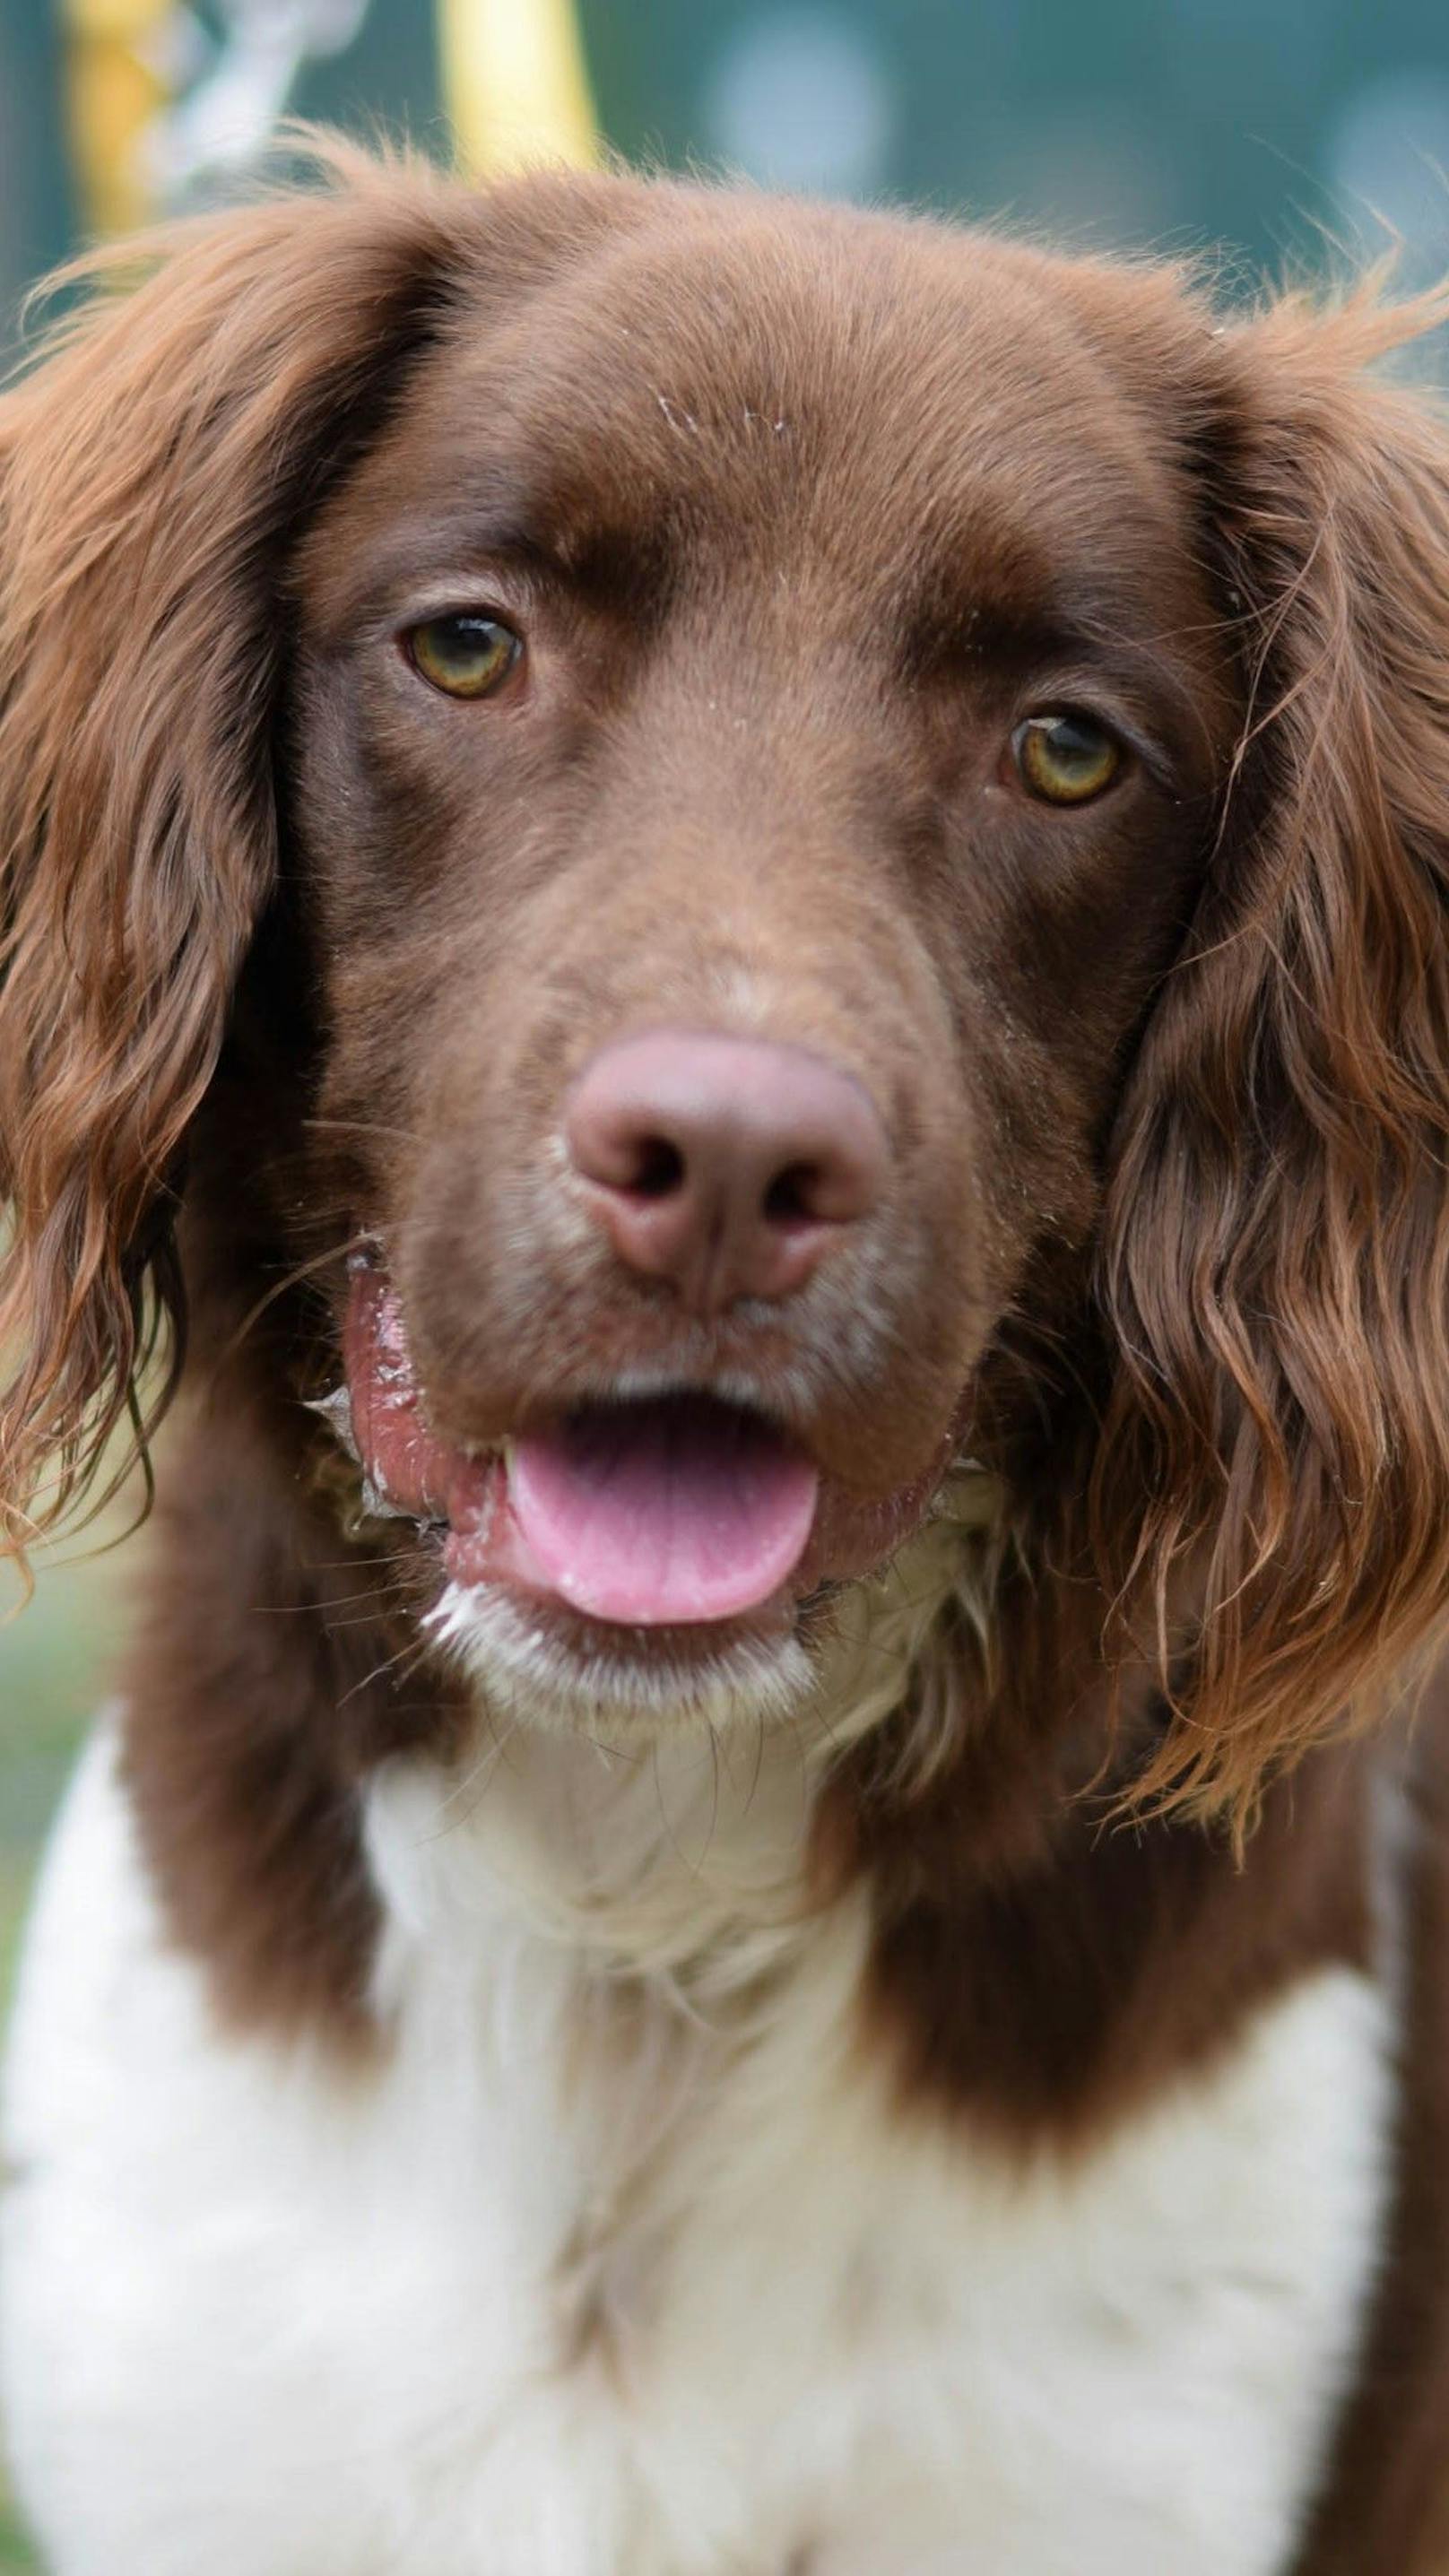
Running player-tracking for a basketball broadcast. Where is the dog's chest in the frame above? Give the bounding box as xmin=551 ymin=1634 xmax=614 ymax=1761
xmin=359 ymin=1939 xmax=1386 ymax=2575
xmin=4 ymin=1732 xmax=1393 ymax=2576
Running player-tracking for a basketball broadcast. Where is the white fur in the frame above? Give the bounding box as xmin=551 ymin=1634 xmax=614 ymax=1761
xmin=2 ymin=1656 xmax=1393 ymax=2576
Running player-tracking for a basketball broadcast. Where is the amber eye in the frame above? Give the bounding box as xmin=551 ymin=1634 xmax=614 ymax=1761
xmin=1011 ymin=711 xmax=1123 ymax=806
xmin=405 ymin=612 xmax=522 ymax=699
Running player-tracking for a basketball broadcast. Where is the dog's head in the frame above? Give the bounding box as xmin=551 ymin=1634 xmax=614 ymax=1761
xmin=4 ymin=144 xmax=1449 ymax=1816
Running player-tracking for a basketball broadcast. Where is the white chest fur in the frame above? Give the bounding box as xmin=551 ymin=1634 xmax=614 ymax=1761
xmin=3 ymin=1721 xmax=1393 ymax=2576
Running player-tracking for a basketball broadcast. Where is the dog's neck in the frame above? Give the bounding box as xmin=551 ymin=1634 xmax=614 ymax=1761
xmin=362 ymin=1496 xmax=997 ymax=1999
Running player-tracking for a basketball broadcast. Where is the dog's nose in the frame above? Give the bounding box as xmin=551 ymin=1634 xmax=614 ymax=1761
xmin=564 ymin=1030 xmax=889 ymax=1313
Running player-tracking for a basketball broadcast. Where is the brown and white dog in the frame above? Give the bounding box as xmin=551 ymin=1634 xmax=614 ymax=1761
xmin=4 ymin=141 xmax=1449 ymax=2574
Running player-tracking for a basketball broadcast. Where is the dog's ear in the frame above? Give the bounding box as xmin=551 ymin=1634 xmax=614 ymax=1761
xmin=0 ymin=145 xmax=624 ymax=1553
xmin=1093 ymin=283 xmax=1449 ymax=1819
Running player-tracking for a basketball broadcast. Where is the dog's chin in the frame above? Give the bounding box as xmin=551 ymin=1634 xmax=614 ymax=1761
xmin=331 ymin=1258 xmax=972 ymax=1743
xmin=421 ymin=1574 xmax=822 ymax=1743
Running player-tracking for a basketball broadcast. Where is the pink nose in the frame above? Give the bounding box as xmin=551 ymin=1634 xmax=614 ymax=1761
xmin=564 ymin=1030 xmax=889 ymax=1314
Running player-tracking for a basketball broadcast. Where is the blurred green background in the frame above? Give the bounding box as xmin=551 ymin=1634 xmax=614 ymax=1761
xmin=4 ymin=0 xmax=1449 ymax=2563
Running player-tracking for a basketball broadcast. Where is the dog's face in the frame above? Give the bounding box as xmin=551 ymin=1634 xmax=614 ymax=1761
xmin=4 ymin=158 xmax=1449 ymax=1808
xmin=285 ymin=197 xmax=1232 ymax=1727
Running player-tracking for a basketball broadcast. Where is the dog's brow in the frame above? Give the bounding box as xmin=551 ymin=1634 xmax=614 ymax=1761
xmin=317 ymin=512 xmax=551 ymax=611
xmin=301 ymin=491 xmax=676 ymax=639
xmin=905 ymin=588 xmax=1202 ymax=735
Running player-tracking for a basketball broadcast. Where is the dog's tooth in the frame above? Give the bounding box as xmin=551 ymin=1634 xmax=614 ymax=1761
xmin=932 ymin=1461 xmax=1002 ymax=1531
xmin=305 ymin=1384 xmax=360 ymax=1464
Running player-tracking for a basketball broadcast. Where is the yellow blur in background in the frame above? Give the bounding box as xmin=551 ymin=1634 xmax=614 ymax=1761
xmin=60 ymin=0 xmax=595 ymax=247
xmin=441 ymin=0 xmax=595 ymax=175
xmin=61 ymin=0 xmax=169 ymax=235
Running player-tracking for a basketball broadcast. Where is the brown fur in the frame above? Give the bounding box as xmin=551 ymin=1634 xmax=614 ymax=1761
xmin=1293 ymin=1689 xmax=1449 ymax=2572
xmin=5 ymin=141 xmax=1449 ymax=2565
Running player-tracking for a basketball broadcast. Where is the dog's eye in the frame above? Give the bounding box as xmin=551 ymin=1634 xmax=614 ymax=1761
xmin=404 ymin=612 xmax=522 ymax=699
xmin=1011 ymin=712 xmax=1122 ymax=806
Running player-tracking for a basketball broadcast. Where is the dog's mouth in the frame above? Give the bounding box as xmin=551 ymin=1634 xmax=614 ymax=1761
xmin=328 ymin=1257 xmax=971 ymax=1642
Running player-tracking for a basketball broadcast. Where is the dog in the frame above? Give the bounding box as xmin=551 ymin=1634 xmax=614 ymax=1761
xmin=4 ymin=137 xmax=1449 ymax=2574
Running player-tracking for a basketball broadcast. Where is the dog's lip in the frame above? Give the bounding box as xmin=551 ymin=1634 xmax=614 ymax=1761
xmin=327 ymin=1255 xmax=970 ymax=1634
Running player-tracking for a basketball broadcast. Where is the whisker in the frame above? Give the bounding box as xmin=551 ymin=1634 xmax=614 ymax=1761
xmin=304 ymin=1114 xmax=424 ymax=1146
xmin=215 ymin=1229 xmax=375 ymax=1375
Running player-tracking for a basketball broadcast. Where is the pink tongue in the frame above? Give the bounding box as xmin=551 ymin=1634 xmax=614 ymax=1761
xmin=507 ymin=1399 xmax=819 ymax=1626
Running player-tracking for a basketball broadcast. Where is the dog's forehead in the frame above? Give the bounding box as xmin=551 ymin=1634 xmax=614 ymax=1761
xmin=313 ymin=195 xmax=1208 ymax=635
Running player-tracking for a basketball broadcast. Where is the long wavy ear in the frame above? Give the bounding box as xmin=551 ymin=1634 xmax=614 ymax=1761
xmin=1093 ymin=281 xmax=1449 ymax=1820
xmin=0 ymin=144 xmax=572 ymax=1556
